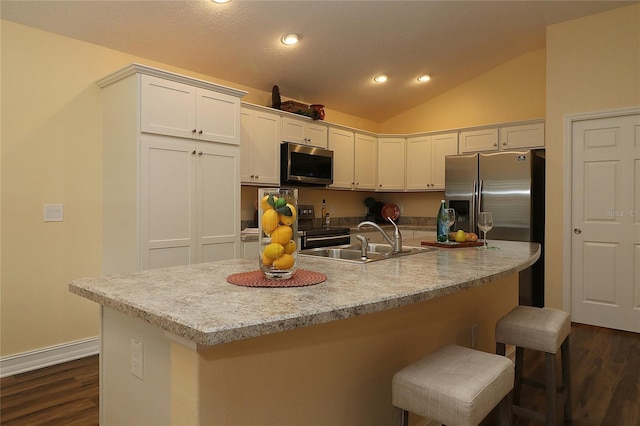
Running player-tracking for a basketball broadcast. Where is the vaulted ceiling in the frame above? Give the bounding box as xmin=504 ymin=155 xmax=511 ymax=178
xmin=2 ymin=0 xmax=635 ymax=122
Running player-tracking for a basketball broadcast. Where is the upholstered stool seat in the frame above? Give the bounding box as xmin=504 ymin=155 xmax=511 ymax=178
xmin=495 ymin=306 xmax=572 ymax=425
xmin=392 ymin=345 xmax=514 ymax=426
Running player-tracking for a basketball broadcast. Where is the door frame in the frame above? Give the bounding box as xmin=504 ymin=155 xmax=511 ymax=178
xmin=562 ymin=106 xmax=640 ymax=314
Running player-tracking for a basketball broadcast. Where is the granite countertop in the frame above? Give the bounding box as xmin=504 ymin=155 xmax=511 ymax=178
xmin=69 ymin=239 xmax=539 ymax=347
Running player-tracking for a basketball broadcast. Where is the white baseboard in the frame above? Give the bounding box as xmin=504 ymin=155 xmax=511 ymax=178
xmin=0 ymin=336 xmax=100 ymax=378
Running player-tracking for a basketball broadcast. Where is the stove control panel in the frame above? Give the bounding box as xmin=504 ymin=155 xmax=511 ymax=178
xmin=298 ymin=204 xmax=316 ymax=221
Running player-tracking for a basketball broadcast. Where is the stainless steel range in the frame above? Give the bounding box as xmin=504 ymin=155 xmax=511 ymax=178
xmin=297 ymin=205 xmax=351 ymax=249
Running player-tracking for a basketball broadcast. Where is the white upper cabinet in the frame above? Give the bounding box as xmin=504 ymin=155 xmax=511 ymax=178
xmin=459 ymin=128 xmax=499 ymax=153
xmin=405 ymin=132 xmax=457 ymax=190
xmin=353 ymin=133 xmax=377 ymax=190
xmin=141 ymin=74 xmax=241 ymax=145
xmin=377 ymin=137 xmax=406 ymax=191
xmin=240 ymin=106 xmax=281 ymax=185
xmin=282 ymin=116 xmax=328 ymax=148
xmin=499 ymin=123 xmax=545 ymax=150
xmin=329 ymin=127 xmax=355 ymax=189
xmin=460 ymin=122 xmax=544 ymax=153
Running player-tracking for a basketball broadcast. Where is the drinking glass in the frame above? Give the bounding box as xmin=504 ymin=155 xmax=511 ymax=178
xmin=445 ymin=208 xmax=456 ymax=234
xmin=477 ymin=212 xmax=494 ymax=249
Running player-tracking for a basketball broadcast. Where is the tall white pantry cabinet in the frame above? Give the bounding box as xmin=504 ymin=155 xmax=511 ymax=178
xmin=97 ymin=64 xmax=246 ymax=274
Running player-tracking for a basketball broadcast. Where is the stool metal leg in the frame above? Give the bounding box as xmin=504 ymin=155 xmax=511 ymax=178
xmin=392 ymin=406 xmax=408 ymax=426
xmin=514 ymin=346 xmax=524 ymax=405
xmin=545 ymin=352 xmax=557 ymax=426
xmin=562 ymin=336 xmax=573 ymax=421
xmin=494 ymin=391 xmax=513 ymax=426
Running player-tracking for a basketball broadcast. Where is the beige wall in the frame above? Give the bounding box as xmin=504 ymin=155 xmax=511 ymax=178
xmin=545 ymin=4 xmax=640 ymax=308
xmin=3 ymin=3 xmax=637 ymax=358
xmin=380 ymin=49 xmax=546 ymax=134
xmin=0 ymin=21 xmax=372 ymax=357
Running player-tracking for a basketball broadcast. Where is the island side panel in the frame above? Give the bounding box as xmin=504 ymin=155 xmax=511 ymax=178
xmin=101 ymin=307 xmax=171 ymax=425
xmin=172 ymin=273 xmax=518 ymax=425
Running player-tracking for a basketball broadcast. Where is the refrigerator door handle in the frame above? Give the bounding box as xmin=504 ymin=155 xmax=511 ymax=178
xmin=477 ymin=179 xmax=484 ymax=219
xmin=471 ymin=179 xmax=478 ymax=233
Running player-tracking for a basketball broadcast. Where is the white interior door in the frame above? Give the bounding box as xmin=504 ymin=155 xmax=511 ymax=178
xmin=571 ymin=112 xmax=640 ymax=332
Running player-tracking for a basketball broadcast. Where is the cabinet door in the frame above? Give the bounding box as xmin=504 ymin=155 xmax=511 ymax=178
xmin=140 ymin=75 xmax=196 ymax=139
xmin=405 ymin=135 xmax=432 ymax=190
xmin=459 ymin=128 xmax=499 ymax=153
xmin=432 ymin=133 xmax=458 ymax=189
xmin=240 ymin=109 xmax=254 ymax=183
xmin=140 ymin=136 xmax=196 ymax=270
xmin=377 ymin=137 xmax=406 ymax=190
xmin=354 ymin=133 xmax=377 ymax=189
xmin=499 ymin=123 xmax=544 ymax=150
xmin=306 ymin=122 xmax=328 ymax=148
xmin=251 ymin=110 xmax=281 ymax=184
xmin=196 ymin=142 xmax=241 ymax=262
xmin=329 ymin=127 xmax=355 ymax=189
xmin=282 ymin=117 xmax=305 ymax=144
xmin=196 ymin=88 xmax=241 ymax=145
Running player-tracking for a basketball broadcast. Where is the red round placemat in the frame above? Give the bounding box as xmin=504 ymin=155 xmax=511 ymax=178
xmin=227 ymin=269 xmax=327 ymax=288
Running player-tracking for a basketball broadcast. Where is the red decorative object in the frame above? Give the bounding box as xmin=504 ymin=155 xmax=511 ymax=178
xmin=310 ymin=104 xmax=325 ymax=120
xmin=227 ymin=269 xmax=326 ymax=288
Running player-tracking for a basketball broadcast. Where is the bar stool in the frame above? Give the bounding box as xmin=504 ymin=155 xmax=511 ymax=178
xmin=495 ymin=306 xmax=572 ymax=425
xmin=392 ymin=345 xmax=514 ymax=426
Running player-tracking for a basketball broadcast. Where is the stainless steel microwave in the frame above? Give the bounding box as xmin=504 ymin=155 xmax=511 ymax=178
xmin=280 ymin=142 xmax=333 ymax=186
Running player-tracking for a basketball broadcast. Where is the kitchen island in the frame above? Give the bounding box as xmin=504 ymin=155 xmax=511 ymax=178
xmin=70 ymin=239 xmax=539 ymax=425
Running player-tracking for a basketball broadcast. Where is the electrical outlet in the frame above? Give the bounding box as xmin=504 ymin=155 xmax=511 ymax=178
xmin=130 ymin=338 xmax=143 ymax=379
xmin=471 ymin=324 xmax=478 ymax=349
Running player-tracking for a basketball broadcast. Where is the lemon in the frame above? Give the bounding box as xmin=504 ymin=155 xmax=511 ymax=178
xmin=261 ymin=252 xmax=274 ymax=266
xmin=260 ymin=195 xmax=276 ymax=211
xmin=273 ymin=253 xmax=295 ymax=270
xmin=270 ymin=225 xmax=293 ymax=246
xmin=263 ymin=243 xmax=284 ymax=260
xmin=283 ymin=239 xmax=297 ymax=254
xmin=279 ymin=203 xmax=297 ymax=225
xmin=261 ymin=209 xmax=279 ymax=235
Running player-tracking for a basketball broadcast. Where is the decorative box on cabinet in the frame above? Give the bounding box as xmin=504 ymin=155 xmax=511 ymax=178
xmin=377 ymin=137 xmax=406 ymax=191
xmin=282 ymin=116 xmax=328 ymax=148
xmin=240 ymin=106 xmax=281 ymax=185
xmin=97 ymin=64 xmax=246 ymax=274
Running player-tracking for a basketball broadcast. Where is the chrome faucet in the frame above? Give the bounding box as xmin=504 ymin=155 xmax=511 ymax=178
xmin=356 ymin=218 xmax=403 ymax=254
xmin=355 ymin=234 xmax=369 ymax=260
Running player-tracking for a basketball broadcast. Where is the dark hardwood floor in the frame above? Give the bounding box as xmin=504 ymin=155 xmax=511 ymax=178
xmin=1 ymin=355 xmax=98 ymax=425
xmin=0 ymin=324 xmax=638 ymax=425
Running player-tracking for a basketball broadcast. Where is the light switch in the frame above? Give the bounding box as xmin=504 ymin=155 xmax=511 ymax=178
xmin=44 ymin=204 xmax=64 ymax=222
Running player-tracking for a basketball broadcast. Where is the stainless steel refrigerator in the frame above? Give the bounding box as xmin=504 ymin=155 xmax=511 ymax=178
xmin=445 ymin=150 xmax=545 ymax=307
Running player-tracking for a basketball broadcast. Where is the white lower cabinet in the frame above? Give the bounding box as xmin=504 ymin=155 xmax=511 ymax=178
xmin=99 ymin=64 xmax=244 ymax=273
xmin=141 ymin=136 xmax=240 ymax=269
xmin=242 ymin=241 xmax=259 ymax=259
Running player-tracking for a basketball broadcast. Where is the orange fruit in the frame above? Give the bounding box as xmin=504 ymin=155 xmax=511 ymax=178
xmin=279 ymin=203 xmax=297 ymax=226
xmin=263 ymin=243 xmax=284 ymax=260
xmin=270 ymin=225 xmax=293 ymax=245
xmin=273 ymin=253 xmax=295 ymax=270
xmin=261 ymin=209 xmax=279 ymax=235
xmin=283 ymin=239 xmax=297 ymax=254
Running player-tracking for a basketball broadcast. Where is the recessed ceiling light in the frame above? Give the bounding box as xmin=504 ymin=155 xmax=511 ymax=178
xmin=281 ymin=33 xmax=300 ymax=45
xmin=212 ymin=0 xmax=231 ymax=3
xmin=373 ymin=74 xmax=388 ymax=83
xmin=417 ymin=75 xmax=431 ymax=82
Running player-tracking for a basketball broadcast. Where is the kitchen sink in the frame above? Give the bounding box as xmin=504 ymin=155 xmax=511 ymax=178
xmin=299 ymin=243 xmax=437 ymax=263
